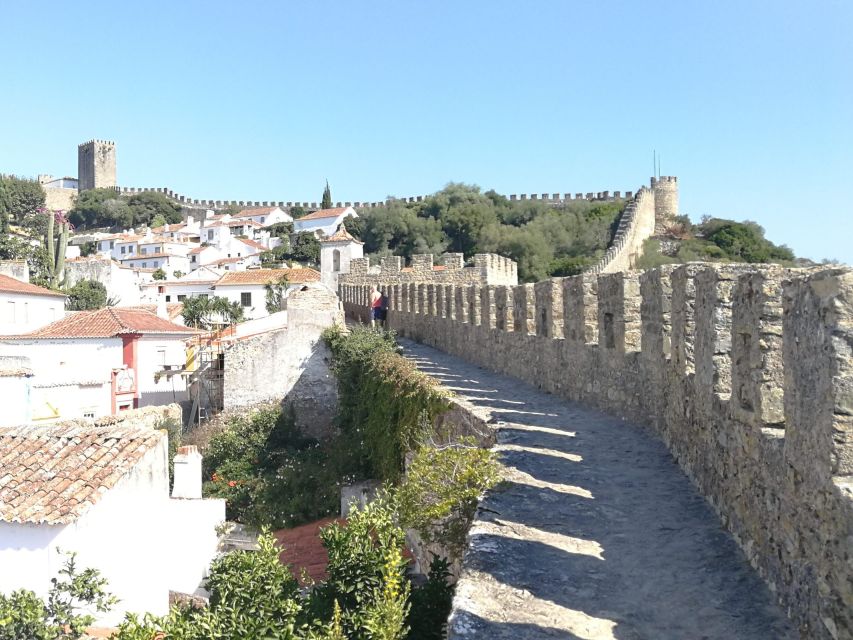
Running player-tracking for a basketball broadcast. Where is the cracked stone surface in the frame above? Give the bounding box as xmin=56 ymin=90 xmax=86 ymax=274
xmin=399 ymin=338 xmax=797 ymax=640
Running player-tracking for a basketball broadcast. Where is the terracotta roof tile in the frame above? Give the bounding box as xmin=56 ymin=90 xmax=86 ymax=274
xmin=276 ymin=518 xmax=343 ymax=584
xmin=320 ymin=226 xmax=362 ymax=244
xmin=238 ymin=238 xmax=268 ymax=251
xmin=0 ymin=274 xmax=66 ymax=298
xmin=296 ymin=207 xmax=351 ymax=221
xmin=0 ymin=423 xmax=164 ymax=524
xmin=215 ymin=268 xmax=320 ymax=286
xmin=4 ymin=308 xmax=197 ymax=339
xmin=233 ymin=206 xmax=278 ymax=219
xmin=124 ymin=303 xmax=184 ymax=321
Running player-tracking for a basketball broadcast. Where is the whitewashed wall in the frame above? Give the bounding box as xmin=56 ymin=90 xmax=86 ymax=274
xmin=0 ymin=291 xmax=65 ymax=335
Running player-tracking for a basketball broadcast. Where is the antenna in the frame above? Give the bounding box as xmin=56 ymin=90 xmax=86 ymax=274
xmin=653 ymin=150 xmax=656 ymax=179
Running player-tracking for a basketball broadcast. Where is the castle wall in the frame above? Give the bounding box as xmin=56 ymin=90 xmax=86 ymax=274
xmin=340 ymin=263 xmax=853 ymax=640
xmin=337 ymin=253 xmax=518 ymax=290
xmin=588 ymin=187 xmax=657 ymax=274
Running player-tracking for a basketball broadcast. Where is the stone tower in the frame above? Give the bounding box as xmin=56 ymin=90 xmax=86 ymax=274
xmin=651 ymin=176 xmax=678 ymax=235
xmin=77 ymin=139 xmax=116 ymax=192
xmin=319 ymin=225 xmax=364 ymax=293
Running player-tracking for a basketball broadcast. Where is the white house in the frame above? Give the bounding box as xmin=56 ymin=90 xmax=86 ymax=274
xmin=120 ymin=252 xmax=191 ymax=275
xmin=140 ymin=267 xmax=223 ymax=304
xmin=0 ymin=273 xmax=66 ymax=335
xmin=319 ymin=226 xmax=364 ymax=292
xmin=188 ymin=245 xmax=223 ymax=271
xmin=293 ymin=206 xmax=358 ymax=237
xmin=211 ymin=267 xmax=321 ymax=320
xmin=232 ymin=206 xmax=292 ymax=227
xmin=64 ymin=256 xmax=155 ymax=307
xmin=0 ymin=308 xmax=198 ymax=421
xmin=0 ymin=420 xmax=225 ymax=626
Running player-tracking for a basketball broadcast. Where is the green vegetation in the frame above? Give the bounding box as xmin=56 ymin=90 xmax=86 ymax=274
xmin=0 ymin=175 xmax=46 ymax=228
xmin=181 ymin=295 xmax=244 ymax=329
xmin=354 ymin=183 xmax=624 ymax=282
xmin=0 ymin=553 xmax=115 ymax=640
xmin=322 ymin=181 xmax=333 ymax=210
xmin=265 ymin=274 xmax=290 ymax=314
xmin=151 ymin=268 xmax=166 ymax=280
xmin=322 ymin=327 xmax=450 ymax=483
xmin=66 ymin=279 xmax=110 ymax=310
xmin=637 ymin=216 xmax=796 ymax=269
xmin=67 ymin=189 xmax=182 ymax=230
xmin=202 ymin=406 xmax=339 ymax=528
xmin=260 ymin=231 xmax=321 ymax=267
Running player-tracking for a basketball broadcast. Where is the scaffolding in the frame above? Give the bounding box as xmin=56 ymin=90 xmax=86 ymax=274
xmin=186 ymin=333 xmax=226 ymax=429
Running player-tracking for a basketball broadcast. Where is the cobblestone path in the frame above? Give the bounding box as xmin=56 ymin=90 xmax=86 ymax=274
xmin=399 ymin=339 xmax=797 ymax=640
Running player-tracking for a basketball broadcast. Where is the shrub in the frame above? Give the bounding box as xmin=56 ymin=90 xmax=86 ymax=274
xmin=323 ymin=326 xmax=449 ymax=483
xmin=395 ymin=440 xmax=500 ymax=558
xmin=0 ymin=552 xmax=115 ymax=640
xmin=155 ymin=416 xmax=182 ymax=491
xmin=406 ymin=557 xmax=454 ymax=640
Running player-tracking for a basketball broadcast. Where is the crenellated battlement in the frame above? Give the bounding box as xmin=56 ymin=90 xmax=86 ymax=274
xmin=78 ymin=139 xmax=115 ymax=147
xmin=339 ymin=252 xmax=519 ymax=288
xmin=108 ymin=186 xmax=632 ymax=211
xmin=339 ymin=263 xmax=853 ymax=640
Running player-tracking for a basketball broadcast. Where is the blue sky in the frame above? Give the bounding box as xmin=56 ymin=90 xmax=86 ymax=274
xmin=1 ymin=1 xmax=850 ymax=262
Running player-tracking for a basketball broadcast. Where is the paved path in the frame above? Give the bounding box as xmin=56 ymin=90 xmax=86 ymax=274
xmin=399 ymin=339 xmax=797 ymax=640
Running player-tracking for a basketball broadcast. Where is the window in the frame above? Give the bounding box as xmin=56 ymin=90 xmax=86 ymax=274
xmin=142 ymin=262 xmax=147 ymax=268
xmin=165 ymin=295 xmax=171 ymax=302
xmin=333 ymin=249 xmax=341 ymax=272
xmin=260 ymin=217 xmax=265 ymax=223
xmin=141 ymin=248 xmax=147 ymax=255
xmin=6 ymin=301 xmax=15 ymax=323
xmin=240 ymin=292 xmax=252 ymax=307
xmin=110 ymin=241 xmax=115 ymax=249
xmin=191 ymin=255 xmax=197 ymax=262
xmin=177 ymin=294 xmax=187 ymax=302
xmin=121 ymin=246 xmax=126 ymax=254
xmin=208 ymin=230 xmax=214 ymax=240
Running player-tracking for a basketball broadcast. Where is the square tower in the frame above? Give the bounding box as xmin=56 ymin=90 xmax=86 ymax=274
xmin=78 ymin=139 xmax=116 ymax=192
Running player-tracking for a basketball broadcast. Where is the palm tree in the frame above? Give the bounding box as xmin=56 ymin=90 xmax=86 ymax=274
xmin=181 ymin=295 xmax=244 ymax=330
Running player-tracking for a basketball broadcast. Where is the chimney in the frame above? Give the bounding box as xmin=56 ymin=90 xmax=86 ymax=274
xmin=171 ymin=445 xmax=202 ymax=499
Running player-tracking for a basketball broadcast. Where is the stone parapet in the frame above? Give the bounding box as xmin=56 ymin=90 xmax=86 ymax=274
xmin=340 ymin=263 xmax=853 ymax=639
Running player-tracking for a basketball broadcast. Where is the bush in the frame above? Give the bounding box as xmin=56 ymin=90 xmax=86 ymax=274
xmin=66 ymin=279 xmax=109 ymax=310
xmin=323 ymin=326 xmax=449 ymax=483
xmin=202 ymin=406 xmax=338 ymax=529
xmin=406 ymin=557 xmax=454 ymax=640
xmin=395 ymin=440 xmax=500 ymax=559
xmin=0 ymin=552 xmax=115 ymax=640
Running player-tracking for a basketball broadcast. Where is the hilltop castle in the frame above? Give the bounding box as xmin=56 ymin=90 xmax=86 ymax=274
xmin=38 ymin=139 xmax=679 ymax=273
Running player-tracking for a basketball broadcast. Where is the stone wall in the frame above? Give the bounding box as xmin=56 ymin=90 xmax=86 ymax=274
xmin=338 ymin=253 xmax=518 ymax=295
xmin=222 ymin=287 xmax=344 ymax=439
xmin=78 ymin=139 xmax=116 ymax=192
xmin=0 ymin=260 xmax=29 ymax=283
xmin=340 ymin=264 xmax=853 ymax=640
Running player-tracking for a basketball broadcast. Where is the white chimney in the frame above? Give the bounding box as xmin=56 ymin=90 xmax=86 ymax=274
xmin=171 ymin=445 xmax=202 ymax=499
xmin=156 ymin=293 xmax=168 ymax=319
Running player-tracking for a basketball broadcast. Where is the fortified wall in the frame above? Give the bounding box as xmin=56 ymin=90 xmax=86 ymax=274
xmin=340 ymin=260 xmax=853 ymax=640
xmin=338 ymin=252 xmax=518 ymax=289
xmin=110 ymin=186 xmax=634 ymax=212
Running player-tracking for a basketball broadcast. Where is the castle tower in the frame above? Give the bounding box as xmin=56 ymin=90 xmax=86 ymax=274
xmin=651 ymin=176 xmax=678 ymax=235
xmin=78 ymin=139 xmax=116 ymax=192
xmin=319 ymin=225 xmax=364 ymax=293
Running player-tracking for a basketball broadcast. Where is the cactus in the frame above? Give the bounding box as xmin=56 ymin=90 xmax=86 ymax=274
xmin=41 ymin=208 xmax=69 ymax=289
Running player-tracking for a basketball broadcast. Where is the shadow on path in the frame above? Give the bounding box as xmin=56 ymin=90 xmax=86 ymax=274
xmin=401 ymin=340 xmax=796 ymax=640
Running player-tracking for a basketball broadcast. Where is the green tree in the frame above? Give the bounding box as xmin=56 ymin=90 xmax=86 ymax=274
xmin=152 ymin=268 xmax=167 ymax=281
xmin=68 ymin=188 xmax=131 ymax=229
xmin=66 ymin=279 xmax=109 ymax=310
xmin=181 ymin=295 xmax=244 ymax=330
xmin=150 ymin=213 xmax=167 ymax=229
xmin=0 ymin=175 xmax=46 ymax=224
xmin=289 ymin=205 xmax=307 ymax=219
xmin=127 ymin=191 xmax=182 ymax=226
xmin=0 ymin=552 xmax=115 ymax=640
xmin=291 ymin=232 xmax=320 ymax=264
xmin=322 ymin=181 xmax=333 ymax=210
xmin=265 ymin=274 xmax=290 ymax=314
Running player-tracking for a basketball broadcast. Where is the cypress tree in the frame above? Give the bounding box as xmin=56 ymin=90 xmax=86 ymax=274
xmin=322 ymin=180 xmax=332 ymax=209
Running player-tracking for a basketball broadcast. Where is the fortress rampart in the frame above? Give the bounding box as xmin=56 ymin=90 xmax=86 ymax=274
xmin=338 ymin=252 xmax=518 ymax=288
xmin=339 ymin=261 xmax=853 ymax=640
xmin=111 ymin=185 xmax=632 ymax=211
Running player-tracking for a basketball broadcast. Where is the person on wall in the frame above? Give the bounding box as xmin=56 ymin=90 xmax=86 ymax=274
xmin=370 ymin=285 xmax=383 ymax=328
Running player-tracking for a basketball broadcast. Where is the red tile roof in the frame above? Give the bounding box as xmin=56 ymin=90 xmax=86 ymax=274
xmin=320 ymin=226 xmax=362 ymax=244
xmin=210 ymin=257 xmax=246 ymax=265
xmin=0 ymin=274 xmax=66 ymax=298
xmin=124 ymin=303 xmax=184 ymax=321
xmin=276 ymin=517 xmax=344 ymax=584
xmin=296 ymin=207 xmax=351 ymax=221
xmin=238 ymin=238 xmax=268 ymax=251
xmin=7 ymin=308 xmax=197 ymax=339
xmin=215 ymin=268 xmax=320 ymax=286
xmin=233 ymin=206 xmax=278 ymax=219
xmin=0 ymin=423 xmax=164 ymax=524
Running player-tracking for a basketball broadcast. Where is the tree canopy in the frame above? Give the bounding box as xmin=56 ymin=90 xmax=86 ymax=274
xmin=322 ymin=181 xmax=333 ymax=210
xmin=355 ymin=183 xmax=624 ymax=282
xmin=68 ymin=189 xmax=183 ymax=230
xmin=66 ymin=279 xmax=110 ymax=310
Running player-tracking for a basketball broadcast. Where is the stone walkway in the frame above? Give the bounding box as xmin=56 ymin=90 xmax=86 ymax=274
xmin=399 ymin=339 xmax=797 ymax=640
